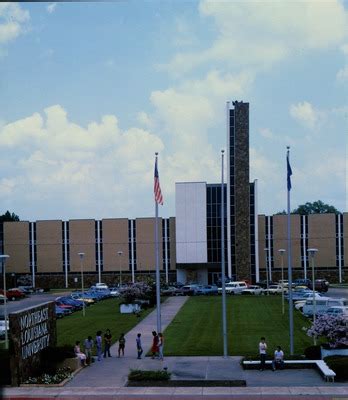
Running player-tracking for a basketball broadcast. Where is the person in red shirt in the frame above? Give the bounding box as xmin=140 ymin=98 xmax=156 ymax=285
xmin=151 ymin=331 xmax=159 ymax=359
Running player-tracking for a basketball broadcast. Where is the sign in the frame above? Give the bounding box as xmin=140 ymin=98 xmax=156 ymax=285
xmin=9 ymin=301 xmax=56 ymax=386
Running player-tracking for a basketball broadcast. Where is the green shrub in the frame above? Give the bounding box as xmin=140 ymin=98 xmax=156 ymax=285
xmin=128 ymin=369 xmax=171 ymax=381
xmin=24 ymin=367 xmax=72 ymax=384
xmin=324 ymin=356 xmax=348 ymax=381
xmin=304 ymin=345 xmax=321 ymax=360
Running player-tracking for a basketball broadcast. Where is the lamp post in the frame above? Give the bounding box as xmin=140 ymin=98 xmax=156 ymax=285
xmin=78 ymin=252 xmax=85 ymax=317
xmin=278 ymin=249 xmax=286 ymax=315
xmin=307 ymin=248 xmax=318 ymax=345
xmin=0 ymin=255 xmax=10 ymax=349
xmin=264 ymin=248 xmax=269 ymax=295
xmin=117 ymin=251 xmax=123 ymax=287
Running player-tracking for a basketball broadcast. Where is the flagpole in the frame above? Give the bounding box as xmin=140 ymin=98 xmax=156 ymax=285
xmin=155 ymin=153 xmax=161 ymax=334
xmin=287 ymin=146 xmax=294 ymax=355
xmin=221 ymin=150 xmax=228 ymax=358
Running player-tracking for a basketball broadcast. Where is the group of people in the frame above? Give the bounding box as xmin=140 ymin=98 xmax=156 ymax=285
xmin=73 ymin=329 xmax=165 ymax=366
xmin=259 ymin=337 xmax=285 ymax=371
xmin=73 ymin=329 xmax=127 ymax=366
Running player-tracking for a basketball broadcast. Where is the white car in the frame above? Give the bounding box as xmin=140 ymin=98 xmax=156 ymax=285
xmin=95 ymin=283 xmax=109 ymax=290
xmin=325 ymin=306 xmax=348 ymax=320
xmin=294 ymin=293 xmax=323 ymax=311
xmin=264 ymin=284 xmax=284 ymax=295
xmin=109 ymin=287 xmax=120 ymax=297
xmin=241 ymin=285 xmax=263 ymax=295
xmin=218 ymin=281 xmax=248 ymax=295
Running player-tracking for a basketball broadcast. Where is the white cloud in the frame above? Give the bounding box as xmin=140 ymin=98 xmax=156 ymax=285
xmin=46 ymin=3 xmax=57 ymax=14
xmin=161 ymin=0 xmax=348 ymax=76
xmin=0 ymin=3 xmax=29 ymax=44
xmin=289 ymin=101 xmax=321 ymax=130
xmin=259 ymin=128 xmax=274 ymax=140
xmin=0 ymin=105 xmax=165 ymax=218
xmin=137 ymin=111 xmax=153 ymax=129
xmin=337 ymin=65 xmax=348 ymax=82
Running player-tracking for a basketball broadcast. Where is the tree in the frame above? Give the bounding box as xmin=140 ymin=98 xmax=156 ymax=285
xmin=292 ymin=200 xmax=340 ymax=215
xmin=306 ymin=314 xmax=348 ymax=348
xmin=0 ymin=211 xmax=20 ymax=222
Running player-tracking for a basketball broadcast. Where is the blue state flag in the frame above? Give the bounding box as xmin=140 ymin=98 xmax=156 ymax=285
xmin=287 ymin=151 xmax=292 ymax=191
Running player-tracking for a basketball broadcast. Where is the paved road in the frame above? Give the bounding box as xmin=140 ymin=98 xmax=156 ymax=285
xmin=0 ymin=292 xmax=70 ymax=317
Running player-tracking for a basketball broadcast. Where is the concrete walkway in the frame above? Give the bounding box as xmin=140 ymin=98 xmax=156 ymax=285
xmin=66 ymin=296 xmax=189 ymax=387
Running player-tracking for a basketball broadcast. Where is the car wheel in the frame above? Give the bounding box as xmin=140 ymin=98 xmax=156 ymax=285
xmin=11 ymin=296 xmax=16 ymax=301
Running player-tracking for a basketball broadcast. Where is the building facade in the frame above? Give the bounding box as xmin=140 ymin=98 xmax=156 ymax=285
xmin=0 ymin=101 xmax=346 ymax=287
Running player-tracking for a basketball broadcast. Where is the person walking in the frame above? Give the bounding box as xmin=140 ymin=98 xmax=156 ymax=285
xmin=151 ymin=331 xmax=159 ymax=359
xmin=103 ymin=328 xmax=112 ymax=358
xmin=158 ymin=332 xmax=164 ymax=361
xmin=136 ymin=333 xmax=143 ymax=359
xmin=259 ymin=337 xmax=267 ymax=371
xmin=118 ymin=333 xmax=126 ymax=357
xmin=84 ymin=335 xmax=94 ymax=365
xmin=272 ymin=346 xmax=285 ymax=371
xmin=96 ymin=330 xmax=103 ymax=361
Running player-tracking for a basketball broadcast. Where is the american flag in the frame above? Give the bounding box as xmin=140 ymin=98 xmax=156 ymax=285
xmin=154 ymin=157 xmax=163 ymax=205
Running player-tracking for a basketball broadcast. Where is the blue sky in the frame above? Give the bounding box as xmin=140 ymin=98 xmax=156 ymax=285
xmin=0 ymin=1 xmax=347 ymax=221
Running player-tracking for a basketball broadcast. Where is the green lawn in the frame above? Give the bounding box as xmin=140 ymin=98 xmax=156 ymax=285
xmin=164 ymin=296 xmax=314 ymax=357
xmin=57 ymin=298 xmax=153 ymax=350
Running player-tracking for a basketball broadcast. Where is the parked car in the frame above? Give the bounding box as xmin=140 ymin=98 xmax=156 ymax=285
xmin=161 ymin=286 xmax=177 ymax=296
xmin=218 ymin=281 xmax=248 ymax=295
xmin=0 ymin=294 xmax=6 ymax=303
xmin=303 ymin=297 xmax=348 ymax=317
xmin=0 ymin=289 xmax=26 ymax=301
xmin=55 ymin=305 xmax=68 ymax=318
xmin=310 ymin=279 xmax=329 ymax=293
xmin=196 ymin=285 xmax=219 ymax=295
xmin=94 ymin=283 xmax=109 ymax=290
xmin=17 ymin=285 xmax=35 ymax=294
xmin=325 ymin=306 xmax=348 ymax=320
xmin=0 ymin=319 xmax=9 ymax=339
xmin=242 ymin=285 xmax=263 ymax=295
xmin=255 ymin=280 xmax=275 ymax=289
xmin=177 ymin=284 xmax=200 ymax=296
xmin=109 ymin=287 xmax=120 ymax=297
xmin=294 ymin=293 xmax=323 ymax=311
xmin=293 ymin=278 xmax=311 ymax=287
xmin=264 ymin=284 xmax=284 ymax=295
xmin=71 ymin=293 xmax=95 ymax=304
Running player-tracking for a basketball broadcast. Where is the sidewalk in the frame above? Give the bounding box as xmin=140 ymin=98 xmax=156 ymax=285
xmin=66 ymin=295 xmax=189 ymax=387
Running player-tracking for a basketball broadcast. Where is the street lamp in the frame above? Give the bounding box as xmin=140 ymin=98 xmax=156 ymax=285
xmin=264 ymin=248 xmax=269 ymax=295
xmin=278 ymin=249 xmax=286 ymax=315
xmin=307 ymin=248 xmax=318 ymax=345
xmin=117 ymin=251 xmax=123 ymax=287
xmin=78 ymin=252 xmax=86 ymax=317
xmin=0 ymin=255 xmax=10 ymax=349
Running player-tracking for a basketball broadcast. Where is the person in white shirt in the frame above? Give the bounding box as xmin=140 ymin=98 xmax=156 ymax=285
xmin=259 ymin=337 xmax=267 ymax=371
xmin=272 ymin=346 xmax=285 ymax=371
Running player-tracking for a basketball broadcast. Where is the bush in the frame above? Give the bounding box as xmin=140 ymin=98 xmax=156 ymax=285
xmin=128 ymin=369 xmax=171 ymax=381
xmin=304 ymin=345 xmax=321 ymax=360
xmin=306 ymin=314 xmax=348 ymax=348
xmin=324 ymin=356 xmax=348 ymax=381
xmin=24 ymin=367 xmax=72 ymax=385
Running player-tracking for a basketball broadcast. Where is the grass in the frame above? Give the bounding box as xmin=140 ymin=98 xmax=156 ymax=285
xmin=57 ymin=298 xmax=153 ymax=351
xmin=164 ymin=296 xmax=314 ymax=356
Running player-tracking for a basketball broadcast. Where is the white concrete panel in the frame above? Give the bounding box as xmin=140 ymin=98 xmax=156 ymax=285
xmin=175 ymin=182 xmax=207 ymax=263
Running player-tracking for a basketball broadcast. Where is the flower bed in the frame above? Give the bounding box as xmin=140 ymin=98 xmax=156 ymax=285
xmin=22 ymin=367 xmax=73 ymax=386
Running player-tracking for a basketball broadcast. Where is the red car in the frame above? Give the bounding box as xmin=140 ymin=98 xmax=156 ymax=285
xmin=0 ymin=289 xmax=26 ymax=301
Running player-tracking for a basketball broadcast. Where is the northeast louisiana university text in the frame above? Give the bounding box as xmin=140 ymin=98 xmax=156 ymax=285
xmin=19 ymin=306 xmax=50 ymax=359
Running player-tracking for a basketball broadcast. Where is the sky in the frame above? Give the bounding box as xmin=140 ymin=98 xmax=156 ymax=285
xmin=0 ymin=1 xmax=347 ymax=221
